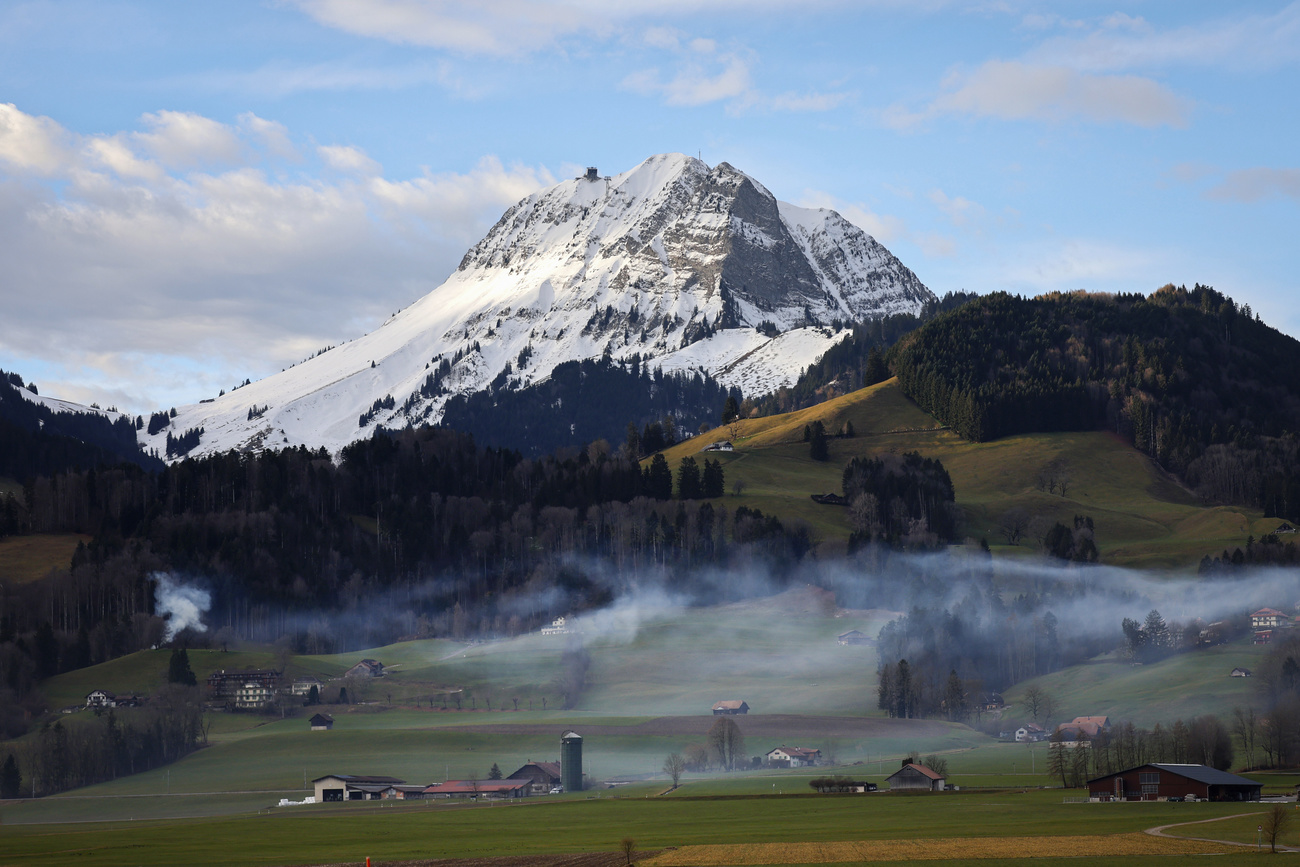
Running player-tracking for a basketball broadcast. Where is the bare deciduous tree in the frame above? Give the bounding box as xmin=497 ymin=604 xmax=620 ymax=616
xmin=1264 ymin=801 xmax=1291 ymax=853
xmin=620 ymin=837 xmax=637 ymax=866
xmin=663 ymin=752 xmax=686 ymax=789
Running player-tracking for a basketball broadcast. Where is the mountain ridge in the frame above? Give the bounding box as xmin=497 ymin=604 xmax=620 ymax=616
xmin=136 ymin=153 xmax=933 ymax=461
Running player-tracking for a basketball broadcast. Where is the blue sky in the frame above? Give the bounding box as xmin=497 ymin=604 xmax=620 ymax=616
xmin=0 ymin=0 xmax=1297 ymax=413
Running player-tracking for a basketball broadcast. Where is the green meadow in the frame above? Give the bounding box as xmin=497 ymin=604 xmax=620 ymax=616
xmin=662 ymin=378 xmax=1262 ymax=568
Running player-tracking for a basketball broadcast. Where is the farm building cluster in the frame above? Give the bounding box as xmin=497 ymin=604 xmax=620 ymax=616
xmin=1249 ymin=605 xmax=1299 ymax=645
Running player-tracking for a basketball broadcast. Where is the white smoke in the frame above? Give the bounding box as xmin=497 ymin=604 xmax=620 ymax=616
xmin=153 ymin=572 xmax=211 ymax=641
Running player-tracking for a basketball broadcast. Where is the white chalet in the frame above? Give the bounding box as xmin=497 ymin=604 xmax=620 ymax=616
xmin=540 ymin=617 xmax=572 ymax=636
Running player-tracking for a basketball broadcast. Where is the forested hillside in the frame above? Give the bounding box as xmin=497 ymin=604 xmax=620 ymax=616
xmin=440 ymin=355 xmax=740 ymax=456
xmin=889 ymin=285 xmax=1300 ymax=515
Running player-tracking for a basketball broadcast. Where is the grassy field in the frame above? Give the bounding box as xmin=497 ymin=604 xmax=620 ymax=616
xmin=1003 ymin=640 xmax=1267 ymax=727
xmin=0 ymin=784 xmax=1280 ymax=867
xmin=661 ymin=379 xmax=1263 ymax=568
xmin=0 ymin=532 xmax=89 ymax=584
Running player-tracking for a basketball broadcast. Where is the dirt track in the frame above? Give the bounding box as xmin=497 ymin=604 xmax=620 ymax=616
xmin=439 ymin=714 xmax=954 ymax=740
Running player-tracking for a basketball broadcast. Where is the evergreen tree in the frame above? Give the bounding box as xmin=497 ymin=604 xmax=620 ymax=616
xmin=864 ymin=345 xmax=888 ymax=386
xmin=722 ymin=395 xmax=740 ymax=424
xmin=645 ymin=454 xmax=673 ymax=500
xmin=676 ymin=456 xmax=702 ymax=500
xmin=488 ymin=762 xmax=503 ymax=780
xmin=702 ymin=459 xmax=725 ymax=498
xmin=0 ymin=753 xmax=20 ymax=799
xmin=168 ymin=647 xmax=197 ymax=686
xmin=307 ymin=685 xmax=319 ymax=706
xmin=809 ymin=421 xmax=829 ymax=462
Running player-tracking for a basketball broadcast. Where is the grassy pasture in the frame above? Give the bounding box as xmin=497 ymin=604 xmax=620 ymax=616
xmin=1003 ymin=640 xmax=1267 ymax=728
xmin=662 ymin=378 xmax=1260 ymax=568
xmin=0 ymin=532 xmax=89 ymax=584
xmin=0 ymin=785 xmax=1275 ymax=867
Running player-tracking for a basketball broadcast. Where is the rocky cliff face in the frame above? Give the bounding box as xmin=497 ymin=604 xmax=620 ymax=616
xmin=141 ymin=154 xmax=934 ymax=460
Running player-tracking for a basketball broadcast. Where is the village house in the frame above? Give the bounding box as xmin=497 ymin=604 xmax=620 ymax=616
xmin=313 ymin=774 xmax=407 ymax=802
xmin=507 ymin=761 xmax=562 ymax=794
xmin=540 ymin=617 xmax=572 ymax=636
xmin=86 ymin=689 xmax=116 ymax=709
xmin=207 ymin=669 xmax=279 ymax=702
xmin=1251 ymin=608 xmax=1288 ymax=630
xmin=1086 ymin=764 xmax=1261 ymax=802
xmin=1230 ymin=667 xmax=1252 ymax=677
xmin=309 ymin=712 xmax=334 ymax=730
xmin=1016 ymin=724 xmax=1047 ymax=743
xmin=234 ymin=680 xmax=274 ymax=710
xmin=836 ymin=630 xmax=869 ymax=646
xmin=887 ymin=762 xmax=945 ymax=792
xmin=1253 ymin=630 xmax=1274 ymax=645
xmin=343 ymin=659 xmax=384 ymax=678
xmin=712 ymin=700 xmax=749 ymax=715
xmin=766 ymin=746 xmax=822 ymax=768
xmin=702 ymin=441 xmax=734 ymax=452
xmin=290 ymin=676 xmax=325 ymax=697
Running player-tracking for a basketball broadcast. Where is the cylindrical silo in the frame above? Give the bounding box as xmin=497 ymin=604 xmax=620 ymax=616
xmin=560 ymin=730 xmax=583 ymax=792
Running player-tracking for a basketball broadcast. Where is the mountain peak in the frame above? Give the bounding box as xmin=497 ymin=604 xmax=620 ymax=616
xmin=144 ymin=155 xmax=934 ymax=460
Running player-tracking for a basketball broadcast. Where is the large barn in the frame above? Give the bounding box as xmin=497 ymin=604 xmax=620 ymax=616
xmin=507 ymin=761 xmax=562 ymax=794
xmin=712 ymin=700 xmax=749 ymax=715
xmin=312 ymin=774 xmax=406 ymax=802
xmin=1086 ymin=764 xmax=1261 ymax=802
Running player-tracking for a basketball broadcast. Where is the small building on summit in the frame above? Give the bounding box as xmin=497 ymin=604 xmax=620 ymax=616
xmin=887 ymin=762 xmax=945 ymax=792
xmin=712 ymin=700 xmax=749 ymax=715
xmin=1086 ymin=764 xmax=1261 ymax=802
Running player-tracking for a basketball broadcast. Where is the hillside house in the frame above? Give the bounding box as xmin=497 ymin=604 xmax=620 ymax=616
xmin=837 ymin=630 xmax=869 ymax=645
xmin=540 ymin=617 xmax=572 ymax=636
xmin=207 ymin=669 xmax=279 ymax=701
xmin=309 ymin=713 xmax=334 ymax=730
xmin=1230 ymin=667 xmax=1252 ymax=677
xmin=291 ymin=676 xmax=325 ymax=696
xmin=86 ymin=689 xmax=116 ymax=708
xmin=507 ymin=761 xmax=562 ymax=794
xmin=1251 ymin=608 xmax=1288 ymax=630
xmin=1086 ymin=764 xmax=1261 ymax=802
xmin=235 ymin=680 xmax=274 ymax=710
xmin=1016 ymin=724 xmax=1047 ymax=743
xmin=766 ymin=746 xmax=822 ymax=768
xmin=343 ymin=659 xmax=384 ymax=678
xmin=887 ymin=762 xmax=945 ymax=792
xmin=713 ymin=700 xmax=749 ymax=715
xmin=313 ymin=774 xmax=406 ymax=802
xmin=982 ymin=692 xmax=1005 ymax=711
xmin=1275 ymin=522 xmax=1297 ymax=534
xmin=702 ymin=441 xmax=734 ymax=452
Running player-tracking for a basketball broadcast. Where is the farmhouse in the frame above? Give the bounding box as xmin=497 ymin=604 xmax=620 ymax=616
xmin=540 ymin=617 xmax=572 ymax=636
xmin=1015 ymin=724 xmax=1047 ymax=743
xmin=343 ymin=659 xmax=384 ymax=678
xmin=86 ymin=689 xmax=116 ymax=708
xmin=1055 ymin=716 xmax=1110 ymax=742
xmin=424 ymin=780 xmax=531 ymax=799
xmin=837 ymin=630 xmax=869 ymax=645
xmin=712 ymin=700 xmax=749 ymax=715
xmin=887 ymin=762 xmax=945 ymax=792
xmin=507 ymin=761 xmax=562 ymax=794
xmin=309 ymin=712 xmax=334 ymax=730
xmin=1230 ymin=667 xmax=1252 ymax=677
xmin=766 ymin=746 xmax=822 ymax=768
xmin=702 ymin=441 xmax=734 ymax=452
xmin=290 ymin=676 xmax=325 ymax=696
xmin=1086 ymin=764 xmax=1261 ymax=802
xmin=313 ymin=774 xmax=406 ymax=802
xmin=1251 ymin=608 xmax=1288 ymax=630
xmin=1274 ymin=522 xmax=1297 ymax=534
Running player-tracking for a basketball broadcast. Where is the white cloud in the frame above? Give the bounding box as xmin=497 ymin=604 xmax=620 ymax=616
xmin=190 ymin=60 xmax=478 ymax=99
xmin=623 ymin=53 xmax=753 ymax=107
xmin=1029 ymin=3 xmax=1300 ymax=73
xmin=319 ymin=144 xmax=382 ymax=175
xmin=0 ymin=103 xmax=75 ymax=175
xmin=928 ymin=188 xmax=986 ymax=227
xmin=239 ymin=113 xmax=298 ymax=159
xmin=768 ymin=90 xmax=849 ymax=112
xmin=1206 ymin=167 xmax=1300 ymax=203
xmin=133 ymin=110 xmax=244 ymax=169
xmin=890 ymin=60 xmax=1189 ymax=129
xmin=0 ymin=104 xmax=554 ymax=412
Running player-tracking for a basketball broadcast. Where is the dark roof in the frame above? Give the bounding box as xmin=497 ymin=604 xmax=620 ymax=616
xmin=1086 ymin=764 xmax=1260 ymax=788
xmin=309 ymin=713 xmax=334 ymax=724
xmin=312 ymin=774 xmax=405 ymax=784
xmin=889 ymin=763 xmax=943 ymax=781
xmin=508 ymin=761 xmax=561 ymax=780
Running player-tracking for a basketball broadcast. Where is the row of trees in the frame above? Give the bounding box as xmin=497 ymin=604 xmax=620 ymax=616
xmin=1048 ymin=714 xmax=1235 ymax=788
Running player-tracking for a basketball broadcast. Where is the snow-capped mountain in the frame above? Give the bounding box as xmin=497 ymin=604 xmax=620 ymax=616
xmin=143 ymin=154 xmax=933 ymax=460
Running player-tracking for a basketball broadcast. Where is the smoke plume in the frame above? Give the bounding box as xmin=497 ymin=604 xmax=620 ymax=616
xmin=153 ymin=572 xmax=211 ymax=641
